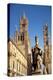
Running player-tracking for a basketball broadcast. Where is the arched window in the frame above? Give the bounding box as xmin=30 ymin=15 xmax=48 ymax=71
xmin=21 ymin=32 xmax=24 ymax=41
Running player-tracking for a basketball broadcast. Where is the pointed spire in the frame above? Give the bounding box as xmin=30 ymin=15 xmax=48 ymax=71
xmin=45 ymin=23 xmax=48 ymax=27
xmin=15 ymin=25 xmax=18 ymax=32
xmin=23 ymin=12 xmax=26 ymax=19
xmin=14 ymin=25 xmax=18 ymax=43
xmin=43 ymin=23 xmax=48 ymax=31
xmin=35 ymin=35 xmax=38 ymax=47
xmin=20 ymin=12 xmax=26 ymax=24
xmin=21 ymin=11 xmax=26 ymax=20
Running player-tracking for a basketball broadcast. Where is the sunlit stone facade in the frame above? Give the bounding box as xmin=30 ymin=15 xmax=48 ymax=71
xmin=7 ymin=14 xmax=32 ymax=76
xmin=8 ymin=40 xmax=27 ymax=76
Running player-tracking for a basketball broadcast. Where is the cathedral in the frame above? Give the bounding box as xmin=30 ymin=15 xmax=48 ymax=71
xmin=7 ymin=14 xmax=51 ymax=76
xmin=7 ymin=14 xmax=32 ymax=76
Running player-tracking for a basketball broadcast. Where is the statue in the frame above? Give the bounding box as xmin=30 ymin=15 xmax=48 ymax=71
xmin=35 ymin=54 xmax=47 ymax=74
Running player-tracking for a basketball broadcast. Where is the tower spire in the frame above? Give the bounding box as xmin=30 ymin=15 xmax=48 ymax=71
xmin=14 ymin=25 xmax=18 ymax=44
xmin=23 ymin=12 xmax=26 ymax=19
xmin=35 ymin=35 xmax=38 ymax=47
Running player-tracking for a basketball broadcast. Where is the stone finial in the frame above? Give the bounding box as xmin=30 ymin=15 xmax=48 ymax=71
xmin=35 ymin=36 xmax=38 ymax=47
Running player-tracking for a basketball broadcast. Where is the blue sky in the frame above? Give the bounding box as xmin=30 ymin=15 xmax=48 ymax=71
xmin=8 ymin=4 xmax=51 ymax=48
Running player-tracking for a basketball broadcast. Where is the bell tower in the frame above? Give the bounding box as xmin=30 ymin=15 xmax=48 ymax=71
xmin=20 ymin=13 xmax=28 ymax=44
xmin=20 ymin=13 xmax=28 ymax=33
xmin=20 ymin=13 xmax=29 ymax=74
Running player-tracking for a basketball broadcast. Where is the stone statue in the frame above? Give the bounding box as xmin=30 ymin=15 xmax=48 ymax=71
xmin=35 ymin=54 xmax=47 ymax=74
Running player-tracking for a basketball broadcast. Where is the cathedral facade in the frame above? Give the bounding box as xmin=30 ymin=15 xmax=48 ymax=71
xmin=7 ymin=14 xmax=32 ymax=76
